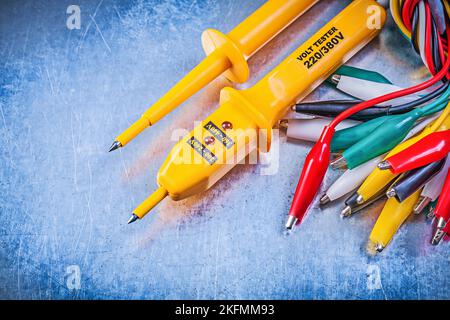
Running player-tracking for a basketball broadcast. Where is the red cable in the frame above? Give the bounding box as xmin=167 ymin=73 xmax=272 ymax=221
xmin=329 ymin=26 xmax=450 ymax=130
xmin=402 ymin=0 xmax=413 ymax=31
xmin=384 ymin=130 xmax=450 ymax=174
xmin=403 ymin=0 xmax=420 ymax=31
xmin=407 ymin=0 xmax=420 ymax=20
xmin=434 ymin=168 xmax=450 ymax=222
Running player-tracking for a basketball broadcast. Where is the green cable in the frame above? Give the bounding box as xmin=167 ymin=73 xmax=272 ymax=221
xmin=342 ymin=113 xmax=419 ymax=169
xmin=326 ymin=65 xmax=392 ymax=86
xmin=330 ymin=115 xmax=390 ymax=152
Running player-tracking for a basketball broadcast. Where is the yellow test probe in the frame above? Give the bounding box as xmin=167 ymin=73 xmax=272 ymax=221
xmin=109 ymin=0 xmax=319 ymax=152
xmin=368 ymin=188 xmax=421 ymax=253
xmin=356 ymin=103 xmax=450 ymax=205
xmin=128 ymin=0 xmax=387 ymax=223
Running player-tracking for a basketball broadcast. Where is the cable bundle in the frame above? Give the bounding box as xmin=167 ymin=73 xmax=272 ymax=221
xmin=392 ymin=0 xmax=449 ymax=76
xmin=284 ymin=0 xmax=450 ymax=253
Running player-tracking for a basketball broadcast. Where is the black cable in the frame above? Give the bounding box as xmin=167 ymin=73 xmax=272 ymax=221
xmin=343 ymin=190 xmax=387 ymax=216
xmin=432 ymin=17 xmax=443 ymax=73
xmin=300 ymin=99 xmax=363 ymax=105
xmin=345 ymin=192 xmax=359 ymax=208
xmin=386 ymin=81 xmax=449 ymax=114
xmin=389 ymin=159 xmax=446 ymax=202
xmin=411 ymin=6 xmax=421 ymax=55
xmin=293 ymin=102 xmax=382 ymax=121
xmin=294 ymin=82 xmax=450 ymax=120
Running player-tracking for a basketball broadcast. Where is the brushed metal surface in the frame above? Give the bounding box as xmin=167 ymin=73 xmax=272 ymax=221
xmin=0 ymin=0 xmax=448 ymax=299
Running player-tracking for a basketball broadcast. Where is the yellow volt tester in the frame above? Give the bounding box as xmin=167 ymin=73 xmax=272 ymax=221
xmin=128 ymin=0 xmax=387 ymax=223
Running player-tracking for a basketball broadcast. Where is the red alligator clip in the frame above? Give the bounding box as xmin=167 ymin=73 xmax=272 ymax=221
xmin=382 ymin=130 xmax=450 ymax=174
xmin=286 ymin=126 xmax=334 ymax=229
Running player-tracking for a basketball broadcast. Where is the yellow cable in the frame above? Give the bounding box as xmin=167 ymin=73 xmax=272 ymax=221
xmin=368 ymin=188 xmax=421 ymax=252
xmin=390 ymin=0 xmax=411 ymax=39
xmin=444 ymin=0 xmax=450 ymax=17
xmin=430 ymin=102 xmax=450 ymax=131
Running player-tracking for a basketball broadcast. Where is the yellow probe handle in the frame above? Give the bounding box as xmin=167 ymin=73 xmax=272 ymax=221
xmin=134 ymin=0 xmax=386 ymax=218
xmin=357 ymin=115 xmax=450 ymax=201
xmin=202 ymin=0 xmax=319 ymax=82
xmin=116 ymin=0 xmax=318 ymax=147
xmin=369 ymin=189 xmax=421 ymax=250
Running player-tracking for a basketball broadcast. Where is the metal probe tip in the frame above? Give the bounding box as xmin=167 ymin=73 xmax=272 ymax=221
xmin=340 ymin=205 xmax=352 ymax=218
xmin=109 ymin=140 xmax=122 ymax=152
xmin=330 ymin=74 xmax=341 ymax=85
xmin=431 ymin=228 xmax=445 ymax=245
xmin=377 ymin=160 xmax=391 ymax=170
xmin=356 ymin=194 xmax=364 ymax=204
xmin=319 ymin=194 xmax=330 ymax=205
xmin=386 ymin=188 xmax=396 ymax=199
xmin=330 ymin=156 xmax=347 ymax=169
xmin=285 ymin=216 xmax=298 ymax=230
xmin=375 ymin=243 xmax=385 ymax=253
xmin=413 ymin=197 xmax=430 ymax=215
xmin=437 ymin=217 xmax=446 ymax=229
xmin=127 ymin=213 xmax=139 ymax=224
xmin=279 ymin=119 xmax=288 ymax=129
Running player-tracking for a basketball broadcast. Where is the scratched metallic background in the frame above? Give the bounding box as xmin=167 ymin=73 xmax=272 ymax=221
xmin=0 ymin=0 xmax=448 ymax=300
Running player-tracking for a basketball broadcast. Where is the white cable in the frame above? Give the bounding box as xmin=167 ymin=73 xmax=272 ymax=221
xmin=285 ymin=97 xmax=439 ymax=141
xmin=405 ymin=113 xmax=440 ymax=139
xmin=284 ymin=110 xmax=317 ymax=120
xmin=285 ymin=117 xmax=360 ymax=142
xmin=325 ymin=155 xmax=385 ymax=201
xmin=418 ymin=1 xmax=429 ymax=69
xmin=336 ymin=76 xmax=421 ymax=106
